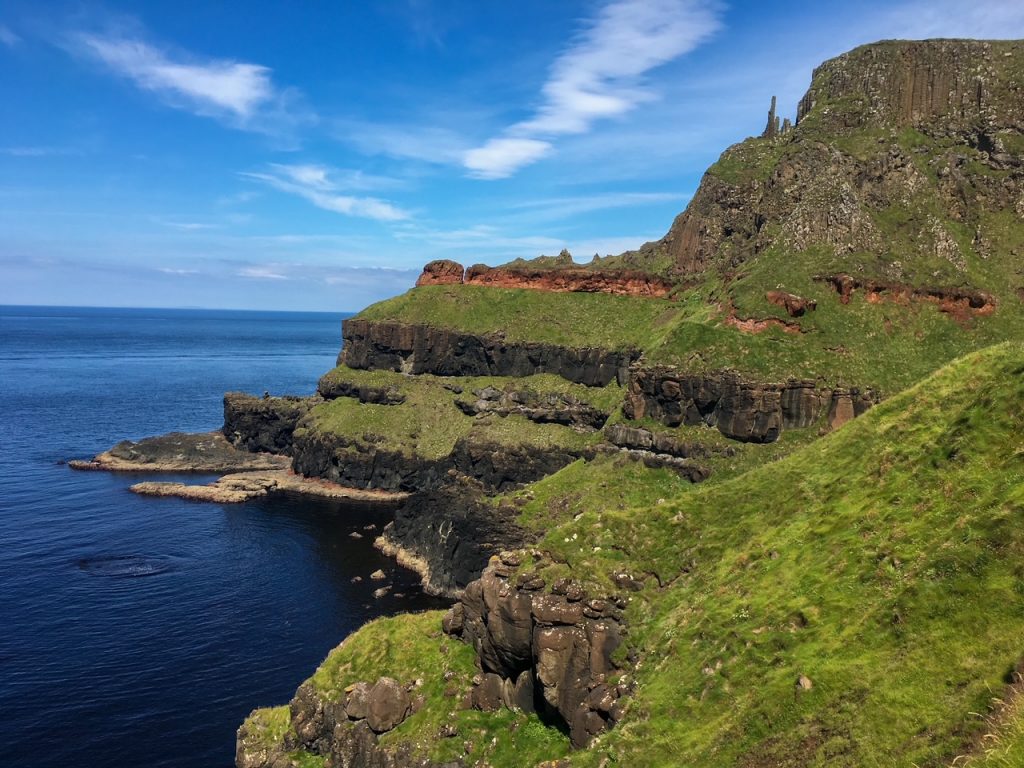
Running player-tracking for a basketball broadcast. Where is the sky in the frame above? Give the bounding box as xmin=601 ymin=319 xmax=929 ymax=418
xmin=2 ymin=1 xmax=1024 ymax=311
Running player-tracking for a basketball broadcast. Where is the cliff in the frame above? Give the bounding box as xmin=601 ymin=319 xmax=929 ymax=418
xmin=224 ymin=39 xmax=1024 ymax=768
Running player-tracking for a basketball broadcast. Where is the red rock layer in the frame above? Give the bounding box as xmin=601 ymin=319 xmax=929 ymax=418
xmin=415 ymin=259 xmax=465 ymax=286
xmin=463 ymin=265 xmax=673 ymax=298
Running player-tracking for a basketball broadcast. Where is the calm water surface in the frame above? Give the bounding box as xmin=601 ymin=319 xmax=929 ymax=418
xmin=0 ymin=306 xmax=447 ymax=768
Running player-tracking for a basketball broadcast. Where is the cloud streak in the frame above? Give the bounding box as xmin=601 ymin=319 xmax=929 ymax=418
xmin=70 ymin=30 xmax=312 ymax=136
xmin=242 ymin=163 xmax=410 ymax=222
xmin=463 ymin=0 xmax=722 ymax=179
xmin=0 ymin=24 xmax=20 ymax=47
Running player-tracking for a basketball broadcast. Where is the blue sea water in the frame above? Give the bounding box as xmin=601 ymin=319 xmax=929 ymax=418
xmin=0 ymin=306 xmax=447 ymax=768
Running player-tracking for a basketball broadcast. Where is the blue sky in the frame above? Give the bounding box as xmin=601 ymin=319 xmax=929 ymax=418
xmin=2 ymin=1 xmax=1024 ymax=311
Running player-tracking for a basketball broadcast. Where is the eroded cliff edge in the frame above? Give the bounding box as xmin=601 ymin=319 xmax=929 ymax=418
xmin=104 ymin=37 xmax=1017 ymax=768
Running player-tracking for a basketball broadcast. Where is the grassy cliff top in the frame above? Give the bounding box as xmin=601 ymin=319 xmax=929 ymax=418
xmin=355 ymin=279 xmax=1023 ymax=394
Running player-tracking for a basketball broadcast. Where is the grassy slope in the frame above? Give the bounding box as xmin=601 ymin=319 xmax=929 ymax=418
xmin=254 ymin=343 xmax=1024 ymax=767
xmin=541 ymin=342 xmax=1024 ymax=767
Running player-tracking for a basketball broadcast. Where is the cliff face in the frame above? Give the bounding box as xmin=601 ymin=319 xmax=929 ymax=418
xmin=340 ymin=318 xmax=637 ymax=387
xmin=234 ymin=40 xmax=1024 ymax=768
xmin=639 ymin=39 xmax=1024 ymax=288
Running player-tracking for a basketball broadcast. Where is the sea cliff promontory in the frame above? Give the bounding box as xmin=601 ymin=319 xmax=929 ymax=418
xmin=75 ymin=38 xmax=1024 ymax=767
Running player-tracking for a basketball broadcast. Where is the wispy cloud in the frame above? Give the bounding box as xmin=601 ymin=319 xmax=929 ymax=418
xmin=336 ymin=120 xmax=469 ymax=165
xmin=241 ymin=163 xmax=410 ymax=221
xmin=463 ymin=0 xmax=722 ymax=179
xmin=0 ymin=24 xmax=20 ymax=47
xmin=239 ymin=265 xmax=289 ymax=280
xmin=151 ymin=217 xmax=219 ymax=231
xmin=69 ymin=30 xmax=312 ymax=135
xmin=0 ymin=146 xmax=81 ymax=157
xmin=506 ymin=191 xmax=687 ymax=222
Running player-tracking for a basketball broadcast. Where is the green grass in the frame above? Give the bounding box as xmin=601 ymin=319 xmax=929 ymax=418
xmin=356 ymin=284 xmax=679 ymax=351
xmin=261 ymin=343 xmax=1024 ymax=767
xmin=532 ymin=342 xmax=1024 ymax=766
xmin=304 ymin=366 xmax=623 ymax=460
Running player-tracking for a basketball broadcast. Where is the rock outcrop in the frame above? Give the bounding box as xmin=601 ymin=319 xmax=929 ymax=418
xmin=223 ymin=393 xmax=317 ymax=455
xmin=341 ymin=319 xmax=637 ymax=387
xmin=444 ymin=554 xmax=631 ymax=749
xmin=378 ymin=488 xmax=531 ymax=596
xmin=603 ymin=423 xmax=735 ymax=460
xmin=624 ymin=368 xmax=878 ymax=442
xmin=415 ymin=259 xmax=465 ymax=286
xmin=464 ymin=265 xmax=673 ymax=297
xmin=818 ymin=273 xmax=996 ymax=320
xmin=317 ymin=374 xmax=406 ymax=404
xmin=292 ymin=429 xmax=590 ymax=496
xmin=237 ymin=679 xmax=452 ymax=768
xmin=455 ymin=386 xmax=609 ymax=430
xmin=412 ymin=258 xmax=673 ymax=297
xmin=68 ymin=431 xmax=290 ymax=473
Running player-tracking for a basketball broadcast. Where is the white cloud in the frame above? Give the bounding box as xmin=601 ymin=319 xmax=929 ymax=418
xmin=463 ymin=138 xmax=553 ymax=180
xmin=70 ymin=30 xmax=312 ymax=135
xmin=0 ymin=24 xmax=20 ymax=47
xmin=77 ymin=33 xmax=272 ymax=118
xmin=242 ymin=163 xmax=410 ymax=222
xmin=239 ymin=265 xmax=288 ymax=280
xmin=463 ymin=0 xmax=722 ymax=179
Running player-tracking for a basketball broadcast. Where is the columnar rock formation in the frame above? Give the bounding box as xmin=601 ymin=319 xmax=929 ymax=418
xmin=443 ymin=553 xmax=631 ymax=749
xmin=340 ymin=318 xmax=638 ymax=387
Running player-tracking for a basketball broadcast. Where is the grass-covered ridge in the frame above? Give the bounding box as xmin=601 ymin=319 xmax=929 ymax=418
xmin=304 ymin=366 xmax=624 ymax=460
xmin=250 ymin=343 xmax=1024 ymax=767
xmin=534 ymin=342 xmax=1024 ymax=766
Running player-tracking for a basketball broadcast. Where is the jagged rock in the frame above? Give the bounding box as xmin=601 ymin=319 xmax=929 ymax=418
xmin=317 ymin=375 xmax=406 ymax=404
xmin=625 ymin=367 xmax=874 ymax=442
xmin=366 ymin=677 xmax=411 ymax=733
xmin=471 ymin=672 xmax=505 ymax=712
xmin=441 ymin=603 xmax=464 ymax=635
xmin=223 ymin=393 xmax=316 ymax=455
xmin=341 ymin=318 xmax=637 ymax=387
xmin=416 ymin=259 xmax=465 ymax=286
xmin=449 ymin=561 xmax=627 ymax=748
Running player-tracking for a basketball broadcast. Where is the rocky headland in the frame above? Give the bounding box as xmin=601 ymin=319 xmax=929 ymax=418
xmin=71 ymin=37 xmax=1024 ymax=768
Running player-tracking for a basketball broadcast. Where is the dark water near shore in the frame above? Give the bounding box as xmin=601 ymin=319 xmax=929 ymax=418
xmin=0 ymin=306 xmax=447 ymax=768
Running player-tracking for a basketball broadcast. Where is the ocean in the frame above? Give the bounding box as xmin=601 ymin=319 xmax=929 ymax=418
xmin=0 ymin=306 xmax=447 ymax=767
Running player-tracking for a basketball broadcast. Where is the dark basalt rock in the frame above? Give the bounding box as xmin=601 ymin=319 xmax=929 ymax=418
xmin=251 ymin=678 xmax=452 ymax=768
xmin=292 ymin=428 xmax=590 ymax=495
xmin=603 ymin=423 xmax=735 ymax=459
xmin=341 ymin=318 xmax=637 ymax=387
xmin=317 ymin=375 xmax=406 ymax=405
xmin=456 ymin=387 xmax=609 ymax=430
xmin=624 ymin=367 xmax=878 ymax=442
xmin=383 ymin=487 xmax=532 ymax=596
xmin=447 ymin=560 xmax=628 ymax=749
xmin=223 ymin=392 xmax=317 ymax=455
